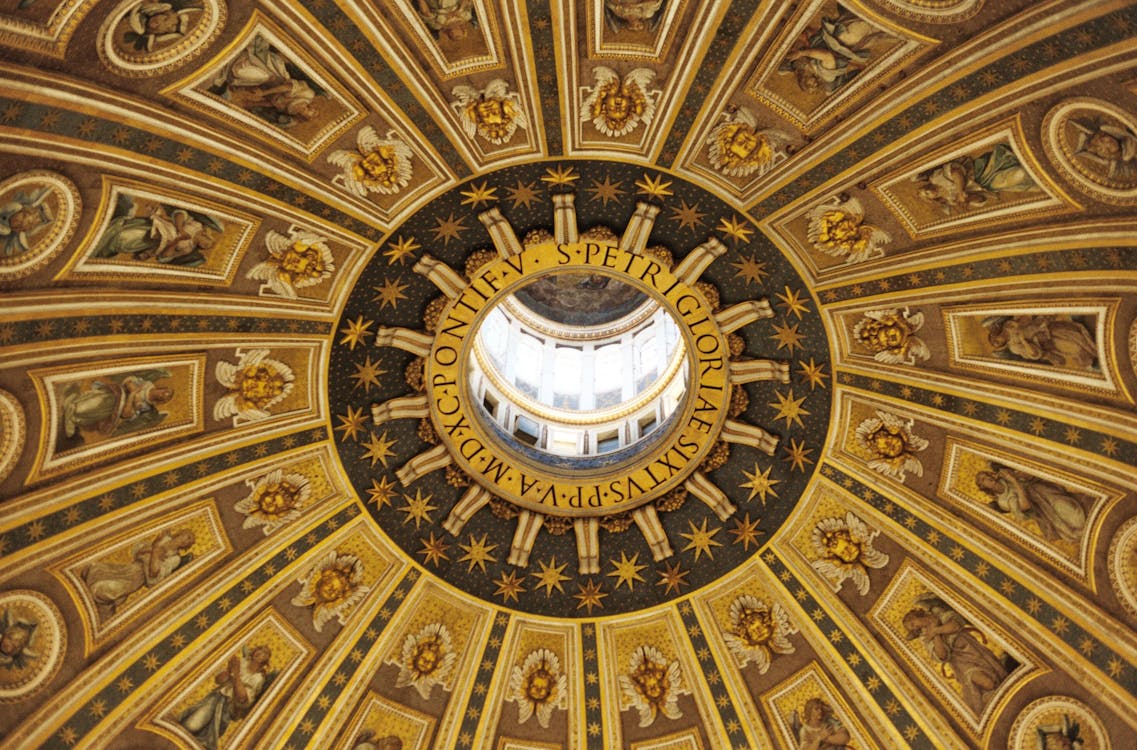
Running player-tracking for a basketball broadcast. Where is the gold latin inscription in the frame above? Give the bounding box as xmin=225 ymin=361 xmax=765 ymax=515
xmin=427 ymin=241 xmax=729 ymax=515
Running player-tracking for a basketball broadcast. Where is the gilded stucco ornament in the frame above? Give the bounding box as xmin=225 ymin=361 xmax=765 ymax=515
xmin=331 ymin=161 xmax=832 ymax=616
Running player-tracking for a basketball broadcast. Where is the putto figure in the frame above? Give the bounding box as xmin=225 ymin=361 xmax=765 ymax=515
xmin=810 ymin=511 xmax=889 ymax=595
xmin=393 ymin=622 xmax=456 ymax=700
xmin=451 ymin=79 xmax=528 ymax=145
xmin=618 ymin=645 xmax=684 ymax=728
xmin=806 ymin=196 xmax=890 ymax=264
xmin=328 ymin=126 xmax=414 ymax=197
xmin=853 ymin=410 xmax=927 ymax=481
xmin=213 ymin=348 xmax=295 ymax=423
xmin=852 ymin=307 xmax=930 ymax=366
xmin=707 ymin=107 xmax=791 ymax=178
xmin=581 ymin=67 xmax=660 ymax=137
xmin=507 ymin=648 xmax=567 ymax=728
xmin=722 ymin=595 xmax=796 ymax=673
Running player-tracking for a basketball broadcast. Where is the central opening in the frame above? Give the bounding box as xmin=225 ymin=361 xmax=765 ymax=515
xmin=468 ymin=270 xmax=689 ymax=458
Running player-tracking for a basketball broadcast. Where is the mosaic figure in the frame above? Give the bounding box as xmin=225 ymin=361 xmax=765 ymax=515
xmin=914 ymin=144 xmax=1037 ymax=215
xmin=902 ymin=595 xmax=1013 ymax=716
xmin=82 ymin=527 xmax=196 ymax=618
xmin=179 ymin=645 xmax=274 ymax=750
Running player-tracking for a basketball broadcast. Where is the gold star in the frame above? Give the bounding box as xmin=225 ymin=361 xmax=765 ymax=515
xmin=574 ymin=579 xmax=607 ymax=612
xmin=532 ymin=557 xmax=571 ymax=596
xmin=367 ymin=475 xmax=398 ymax=508
xmin=335 ymin=405 xmax=368 ymax=442
xmin=398 ymin=488 xmax=437 ymax=528
xmin=783 ymin=438 xmax=814 ymax=472
xmin=770 ymin=388 xmax=809 ymax=429
xmin=607 ymin=551 xmax=646 ymax=591
xmin=460 ymin=180 xmax=497 ymax=207
xmin=1101 ymin=437 xmax=1119 ymax=456
xmin=338 ymin=315 xmax=373 ymax=350
xmin=730 ymin=253 xmax=767 ymax=286
xmin=459 ymin=533 xmax=498 ymax=574
xmin=418 ymin=532 xmax=449 ymax=566
xmin=729 ymin=513 xmax=763 ymax=550
xmin=716 ymin=215 xmax=753 ymax=243
xmin=432 ymin=212 xmax=467 ymax=245
xmin=775 ymin=286 xmax=810 ymax=319
xmin=541 ymin=164 xmax=579 ymax=185
xmin=361 ymin=429 xmax=397 ymax=468
xmin=383 ymin=235 xmax=420 ymax=265
xmin=587 ymin=175 xmax=625 ymax=205
xmin=680 ymin=518 xmax=722 ymax=561
xmin=635 ymin=172 xmax=673 ymax=198
xmin=669 ymin=199 xmax=705 ymax=232
xmin=656 ymin=560 xmax=688 ymax=595
xmin=507 ymin=180 xmax=539 ymax=209
xmin=770 ymin=319 xmax=805 ymax=353
xmin=740 ymin=462 xmax=780 ymax=505
xmin=372 ymin=276 xmax=408 ymax=310
xmin=351 ymin=355 xmax=386 ymax=393
xmin=798 ymin=357 xmax=827 ymax=390
xmin=494 ymin=570 xmax=526 ymax=603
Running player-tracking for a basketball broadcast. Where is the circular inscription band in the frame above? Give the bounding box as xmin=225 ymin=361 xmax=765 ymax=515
xmin=427 ymin=240 xmax=730 ymax=516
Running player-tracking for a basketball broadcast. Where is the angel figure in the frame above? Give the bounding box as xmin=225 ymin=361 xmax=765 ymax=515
xmin=806 ymin=195 xmax=890 ymax=264
xmin=123 ymin=1 xmax=203 ymax=52
xmin=852 ymin=307 xmax=930 ymax=366
xmin=451 ymin=79 xmax=527 ymax=145
xmin=392 ymin=622 xmax=456 ymax=700
xmin=982 ymin=314 xmax=1098 ymax=370
xmin=351 ymin=731 xmax=403 ymax=750
xmin=0 ymin=608 xmax=39 ymax=670
xmin=605 ymin=0 xmax=665 ymax=33
xmin=780 ymin=6 xmax=890 ymax=95
xmin=974 ymin=464 xmax=1088 ymax=544
xmin=416 ymin=0 xmax=476 ymax=42
xmin=722 ymin=595 xmax=796 ymax=673
xmin=902 ymin=595 xmax=1012 ymax=716
xmin=707 ymin=107 xmax=792 ymax=178
xmin=618 ymin=645 xmax=684 ymax=728
xmin=790 ymin=698 xmax=851 ymax=749
xmin=83 ymin=527 xmax=196 ymax=618
xmin=209 ymin=34 xmax=322 ymax=127
xmin=0 ymin=185 xmax=54 ymax=257
xmin=328 ymin=126 xmax=413 ymax=197
xmin=914 ymin=143 xmax=1036 ymax=215
xmin=507 ymin=648 xmax=567 ymax=729
xmin=1070 ymin=116 xmax=1137 ymax=181
xmin=179 ymin=644 xmax=274 ymax=750
xmin=60 ymin=369 xmax=173 ymax=441
xmin=213 ymin=348 xmax=295 ymax=423
xmin=810 ymin=512 xmax=889 ymax=595
xmin=92 ymin=193 xmax=221 ymax=267
xmin=581 ymin=67 xmax=660 ymax=137
xmin=853 ymin=410 xmax=928 ymax=481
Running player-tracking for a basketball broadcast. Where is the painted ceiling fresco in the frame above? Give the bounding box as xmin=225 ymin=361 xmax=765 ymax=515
xmin=1 ymin=0 xmax=1136 ymax=748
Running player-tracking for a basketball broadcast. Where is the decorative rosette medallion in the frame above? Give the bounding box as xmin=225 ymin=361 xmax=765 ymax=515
xmin=329 ymin=161 xmax=832 ymax=616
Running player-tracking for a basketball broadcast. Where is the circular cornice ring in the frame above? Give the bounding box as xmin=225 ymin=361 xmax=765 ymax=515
xmin=427 ymin=239 xmax=730 ymax=516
